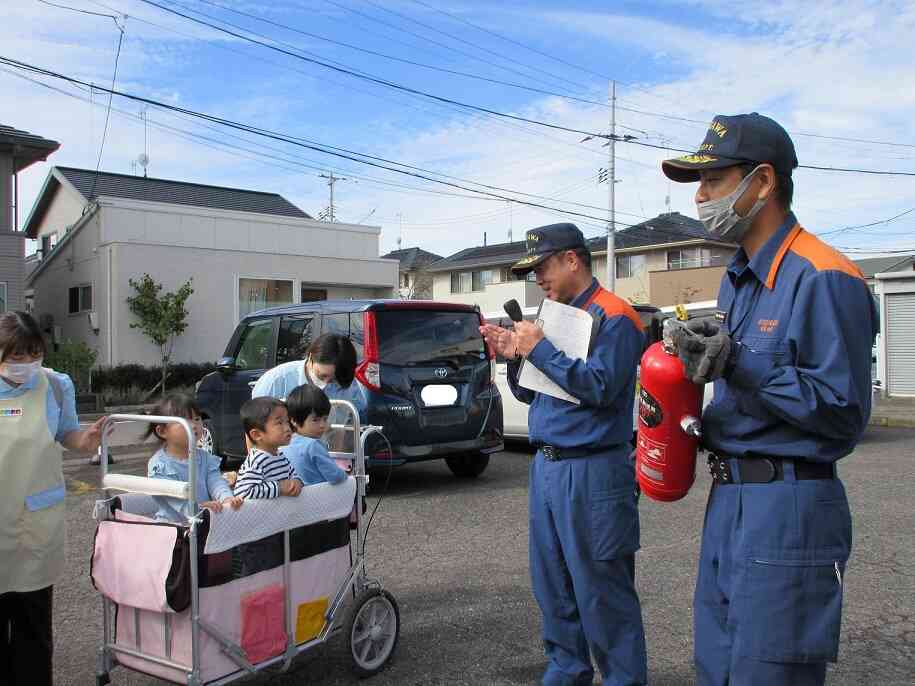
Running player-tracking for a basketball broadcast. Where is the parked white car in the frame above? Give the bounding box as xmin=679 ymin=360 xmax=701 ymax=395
xmin=485 ymin=303 xmax=715 ymax=441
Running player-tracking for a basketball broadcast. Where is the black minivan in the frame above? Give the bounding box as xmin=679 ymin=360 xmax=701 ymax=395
xmin=196 ymin=300 xmax=504 ymax=477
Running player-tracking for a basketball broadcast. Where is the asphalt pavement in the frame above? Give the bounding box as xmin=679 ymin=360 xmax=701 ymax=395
xmin=56 ymin=427 xmax=915 ymax=685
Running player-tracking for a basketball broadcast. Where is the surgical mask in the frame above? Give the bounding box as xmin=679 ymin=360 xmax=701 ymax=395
xmin=0 ymin=359 xmax=43 ymax=385
xmin=697 ymin=166 xmax=768 ymax=242
xmin=306 ymin=362 xmax=329 ymax=390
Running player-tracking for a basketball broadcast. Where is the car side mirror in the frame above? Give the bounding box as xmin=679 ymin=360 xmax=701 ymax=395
xmin=216 ymin=356 xmax=238 ymax=373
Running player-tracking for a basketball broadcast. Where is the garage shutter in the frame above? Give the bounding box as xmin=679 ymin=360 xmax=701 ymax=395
xmin=886 ymin=293 xmax=915 ymax=397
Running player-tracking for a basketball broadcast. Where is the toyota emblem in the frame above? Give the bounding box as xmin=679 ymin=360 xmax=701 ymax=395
xmin=434 ymin=368 xmax=448 ymax=379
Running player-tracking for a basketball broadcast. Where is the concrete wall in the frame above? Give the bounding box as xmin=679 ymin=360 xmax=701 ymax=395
xmin=31 ymin=182 xmax=85 ymax=243
xmin=648 ymin=265 xmax=727 ymax=307
xmin=107 ymin=242 xmax=393 ymax=365
xmin=432 ymin=273 xmax=543 ymax=312
xmin=99 ymin=198 xmax=381 ymax=260
xmin=30 ymin=212 xmax=103 ymax=358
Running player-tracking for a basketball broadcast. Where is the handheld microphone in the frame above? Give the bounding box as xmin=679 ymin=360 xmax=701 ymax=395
xmin=504 ymin=299 xmax=523 ymax=323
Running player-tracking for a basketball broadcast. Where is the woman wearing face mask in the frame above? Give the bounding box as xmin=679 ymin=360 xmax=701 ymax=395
xmin=251 ymin=332 xmax=367 ymax=427
xmin=0 ymin=311 xmax=108 ymax=685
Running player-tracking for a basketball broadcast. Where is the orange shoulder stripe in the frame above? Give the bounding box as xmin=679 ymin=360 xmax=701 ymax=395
xmin=766 ymin=224 xmax=864 ymax=288
xmin=587 ymin=287 xmax=643 ymax=333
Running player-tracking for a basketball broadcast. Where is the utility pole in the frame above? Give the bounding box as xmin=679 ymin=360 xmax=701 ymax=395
xmin=607 ymin=80 xmax=616 ymax=292
xmin=508 ymin=200 xmax=513 ymax=242
xmin=318 ymin=172 xmax=347 ymax=222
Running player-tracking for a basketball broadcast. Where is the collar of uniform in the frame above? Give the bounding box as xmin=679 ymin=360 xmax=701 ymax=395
xmin=727 ymin=213 xmax=799 ymax=289
xmin=570 ymin=277 xmax=600 ymax=309
xmin=0 ymin=372 xmax=39 ymax=396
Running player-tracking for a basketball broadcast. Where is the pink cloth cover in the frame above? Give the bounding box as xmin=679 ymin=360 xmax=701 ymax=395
xmin=92 ymin=520 xmax=181 ymax=613
xmin=113 ymin=545 xmax=350 ymax=683
xmin=240 ymin=584 xmax=287 ymax=664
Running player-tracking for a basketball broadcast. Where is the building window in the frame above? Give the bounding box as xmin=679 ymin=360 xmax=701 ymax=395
xmin=68 ymin=284 xmax=92 ymax=314
xmin=667 ymin=248 xmax=712 ymax=270
xmin=0 ymin=282 xmax=7 ymax=313
xmin=239 ymin=278 xmax=293 ymax=319
xmin=616 ymin=254 xmax=646 ymax=279
xmin=300 ymin=287 xmax=327 ymax=303
xmin=450 ymin=271 xmax=472 ymax=293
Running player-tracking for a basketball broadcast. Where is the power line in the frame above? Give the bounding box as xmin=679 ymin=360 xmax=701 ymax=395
xmin=408 ymin=0 xmax=612 ymax=83
xmin=35 ymin=0 xmax=121 ymax=25
xmin=87 ymin=17 xmax=125 ymax=202
xmin=188 ymin=0 xmax=620 ymax=113
xmin=344 ymin=0 xmax=593 ymax=94
xmin=0 ymin=56 xmax=644 ymax=227
xmin=137 ymin=0 xmax=609 ymax=140
xmin=818 ymin=208 xmax=915 ymax=237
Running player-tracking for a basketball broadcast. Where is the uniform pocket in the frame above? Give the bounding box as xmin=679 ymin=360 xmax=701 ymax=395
xmin=737 ymin=556 xmax=846 ymax=663
xmin=590 ymin=486 xmax=639 ymax=560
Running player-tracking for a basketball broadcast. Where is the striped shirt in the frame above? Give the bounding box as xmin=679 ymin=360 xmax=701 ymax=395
xmin=234 ymin=448 xmax=299 ymax=499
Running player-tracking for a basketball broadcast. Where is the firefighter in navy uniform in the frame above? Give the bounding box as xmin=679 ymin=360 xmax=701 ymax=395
xmin=661 ymin=114 xmax=877 ymax=685
xmin=480 ymin=224 xmax=647 ymax=686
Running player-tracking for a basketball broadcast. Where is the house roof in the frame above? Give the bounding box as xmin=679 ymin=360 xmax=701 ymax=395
xmin=426 ymin=212 xmax=733 ymax=272
xmin=59 ymin=166 xmax=309 ymax=217
xmin=852 ymin=255 xmax=915 ymax=279
xmin=0 ymin=124 xmax=59 ymax=173
xmin=381 ymin=247 xmax=443 ymax=270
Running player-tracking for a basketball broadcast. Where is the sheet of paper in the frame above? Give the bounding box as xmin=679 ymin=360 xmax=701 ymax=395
xmin=518 ymin=298 xmax=594 ymax=404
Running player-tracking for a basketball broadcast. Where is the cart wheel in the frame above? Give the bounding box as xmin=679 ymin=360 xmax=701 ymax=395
xmin=343 ymin=588 xmax=400 ymax=678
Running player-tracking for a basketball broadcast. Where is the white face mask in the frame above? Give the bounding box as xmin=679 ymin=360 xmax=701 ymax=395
xmin=697 ymin=165 xmax=768 ymax=242
xmin=306 ymin=361 xmax=329 ymax=390
xmin=0 ymin=359 xmax=43 ymax=385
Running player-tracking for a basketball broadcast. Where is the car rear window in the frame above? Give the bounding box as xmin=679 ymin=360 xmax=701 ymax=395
xmin=376 ymin=310 xmax=485 ymax=366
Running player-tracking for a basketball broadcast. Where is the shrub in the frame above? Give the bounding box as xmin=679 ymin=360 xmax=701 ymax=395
xmin=45 ymin=340 xmax=98 ymax=393
xmin=91 ymin=362 xmax=217 ymax=401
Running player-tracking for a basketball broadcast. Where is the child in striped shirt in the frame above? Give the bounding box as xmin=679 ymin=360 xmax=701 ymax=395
xmin=235 ymin=397 xmax=302 ymax=576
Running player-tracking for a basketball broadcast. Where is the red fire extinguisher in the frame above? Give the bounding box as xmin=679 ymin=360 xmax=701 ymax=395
xmin=636 ymin=322 xmax=702 ymax=502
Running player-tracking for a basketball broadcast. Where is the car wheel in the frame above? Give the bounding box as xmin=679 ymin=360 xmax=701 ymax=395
xmin=197 ymin=421 xmax=215 ymax=454
xmin=445 ymin=452 xmax=490 ymax=478
xmin=341 ymin=588 xmax=400 ymax=678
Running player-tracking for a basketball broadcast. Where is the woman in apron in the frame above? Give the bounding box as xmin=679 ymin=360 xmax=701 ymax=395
xmin=0 ymin=311 xmax=107 ymax=685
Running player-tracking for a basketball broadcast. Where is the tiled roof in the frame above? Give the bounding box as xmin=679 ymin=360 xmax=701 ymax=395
xmin=56 ymin=166 xmax=310 ymax=218
xmin=427 ymin=213 xmax=727 ymax=272
xmin=381 ymin=247 xmax=443 ymax=270
xmin=852 ymin=255 xmax=915 ymax=278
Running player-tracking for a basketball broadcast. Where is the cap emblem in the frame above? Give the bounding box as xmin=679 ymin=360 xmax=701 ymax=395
xmin=709 ymin=120 xmax=728 ymax=138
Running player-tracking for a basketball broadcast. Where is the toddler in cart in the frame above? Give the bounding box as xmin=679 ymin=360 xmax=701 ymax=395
xmin=281 ymin=384 xmax=348 ymax=486
xmin=145 ymin=393 xmax=243 ymax=524
xmin=234 ymin=397 xmax=304 ymax=575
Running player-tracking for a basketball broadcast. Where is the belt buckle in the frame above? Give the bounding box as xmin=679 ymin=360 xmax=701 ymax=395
xmin=707 ymin=454 xmax=733 ymax=484
xmin=542 ymin=446 xmax=559 ymax=461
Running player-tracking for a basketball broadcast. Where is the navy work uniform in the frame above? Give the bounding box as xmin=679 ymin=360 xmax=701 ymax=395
xmin=662 ymin=115 xmax=878 ymax=685
xmin=696 ymin=217 xmax=876 ymax=684
xmin=507 ymin=226 xmax=647 ymax=686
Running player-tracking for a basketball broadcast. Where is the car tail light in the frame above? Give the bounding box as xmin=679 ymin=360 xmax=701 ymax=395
xmin=356 ymin=311 xmax=381 ymax=392
xmin=479 ymin=313 xmax=496 ymax=385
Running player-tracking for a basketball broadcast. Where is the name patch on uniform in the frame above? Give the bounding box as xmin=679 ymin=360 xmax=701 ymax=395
xmin=0 ymin=408 xmax=23 ymax=417
xmin=715 ymin=310 xmax=727 ymax=323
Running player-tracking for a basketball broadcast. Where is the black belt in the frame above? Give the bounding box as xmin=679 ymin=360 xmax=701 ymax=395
xmin=538 ymin=444 xmax=605 ymax=461
xmin=708 ymin=453 xmax=835 ymax=485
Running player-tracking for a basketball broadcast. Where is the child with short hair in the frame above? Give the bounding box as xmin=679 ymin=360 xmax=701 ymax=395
xmin=234 ymin=397 xmax=302 ymax=576
xmin=234 ymin=397 xmax=302 ymax=500
xmin=146 ymin=393 xmax=242 ymax=523
xmin=282 ymin=385 xmax=348 ymax=486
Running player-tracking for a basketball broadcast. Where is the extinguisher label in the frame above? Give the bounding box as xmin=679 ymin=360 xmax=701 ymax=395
xmin=638 ymin=435 xmax=667 ymax=466
xmin=638 ymin=388 xmax=663 ymax=428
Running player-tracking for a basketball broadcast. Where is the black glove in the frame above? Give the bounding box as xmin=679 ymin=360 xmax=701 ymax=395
xmin=669 ymin=318 xmax=733 ymax=385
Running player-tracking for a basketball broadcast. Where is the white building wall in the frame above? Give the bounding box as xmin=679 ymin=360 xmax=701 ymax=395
xmin=31 ymin=182 xmax=85 ymax=242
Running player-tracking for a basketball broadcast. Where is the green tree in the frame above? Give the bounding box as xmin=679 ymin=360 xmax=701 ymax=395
xmin=126 ymin=274 xmax=194 ymax=397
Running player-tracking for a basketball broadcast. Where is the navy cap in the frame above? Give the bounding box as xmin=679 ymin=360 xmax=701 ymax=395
xmin=510 ymin=223 xmax=587 ymax=274
xmin=662 ymin=113 xmax=798 ymax=183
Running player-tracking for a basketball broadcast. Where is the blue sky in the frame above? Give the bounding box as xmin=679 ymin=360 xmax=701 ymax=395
xmin=3 ymin=0 xmax=914 ymax=258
